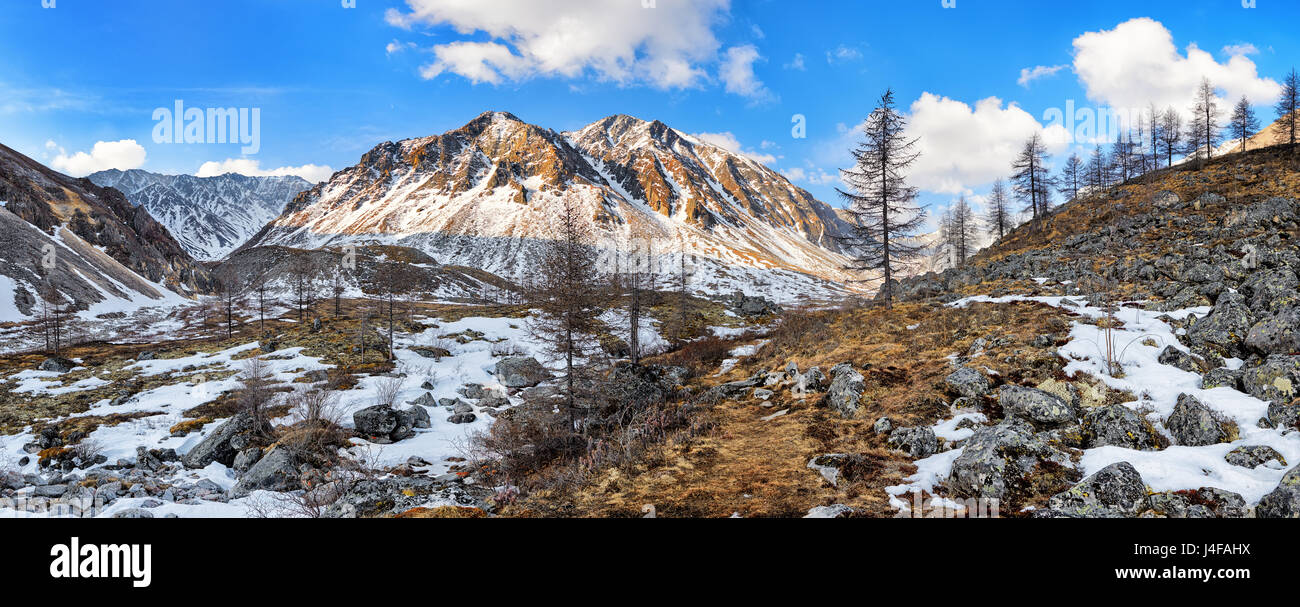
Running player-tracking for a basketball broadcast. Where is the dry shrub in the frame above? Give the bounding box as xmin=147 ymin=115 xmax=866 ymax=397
xmin=658 ymin=336 xmax=731 ymax=376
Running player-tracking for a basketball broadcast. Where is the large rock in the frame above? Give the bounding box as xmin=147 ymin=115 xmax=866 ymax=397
xmin=353 ymin=405 xmax=415 ymax=443
xmin=1185 ymin=292 xmax=1254 ymax=358
xmin=1240 ymin=355 xmax=1300 ymax=406
xmin=181 ymin=411 xmax=270 ymax=469
xmin=1225 ymin=445 xmax=1287 ymax=469
xmin=886 ymin=427 xmax=939 ymax=459
xmin=1046 ymin=462 xmax=1148 ymax=518
xmin=1255 ymin=464 xmax=1300 ymax=518
xmin=1144 ymin=487 xmax=1247 ymax=518
xmin=406 ymin=405 xmax=431 ymax=429
xmin=945 ymin=366 xmax=991 ymax=399
xmin=999 ymin=385 xmax=1076 ymax=429
xmin=231 ymin=446 xmax=300 ymax=497
xmin=37 ymin=357 xmax=76 ymax=373
xmin=1081 ymin=405 xmax=1162 ymax=451
xmin=1245 ymin=307 xmax=1300 ymax=356
xmin=948 ymin=421 xmax=1075 ymax=501
xmin=494 ymin=357 xmax=550 ymax=388
xmin=823 ymin=364 xmax=865 ymax=417
xmin=795 ymin=367 xmax=828 ymax=394
xmin=1157 ymin=346 xmax=1204 ymax=374
xmin=1166 ymin=394 xmax=1235 ymax=446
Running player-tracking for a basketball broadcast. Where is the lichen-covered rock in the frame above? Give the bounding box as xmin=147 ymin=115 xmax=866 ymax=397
xmin=494 ymin=357 xmax=550 ymax=388
xmin=999 ymin=385 xmax=1076 ymax=429
xmin=231 ymin=446 xmax=300 ymax=497
xmin=1166 ymin=394 xmax=1236 ymax=446
xmin=406 ymin=404 xmax=431 ymax=429
xmin=872 ymin=416 xmax=893 ymax=435
xmin=1157 ymin=346 xmax=1204 ymax=373
xmin=1224 ymin=445 xmax=1288 ymax=469
xmin=887 ymin=426 xmax=939 ymax=459
xmin=1202 ymin=367 xmax=1243 ymax=390
xmin=37 ymin=357 xmax=76 ymax=373
xmin=945 ymin=366 xmax=991 ymax=399
xmin=353 ymin=405 xmax=415 ymax=443
xmin=1046 ymin=462 xmax=1148 ymax=518
xmin=1144 ymin=487 xmax=1247 ymax=518
xmin=823 ymin=364 xmax=865 ymax=417
xmin=1081 ymin=405 xmax=1163 ymax=451
xmin=1185 ymin=292 xmax=1254 ymax=358
xmin=1245 ymin=307 xmax=1300 ymax=356
xmin=948 ymin=420 xmax=1076 ymax=501
xmin=796 ymin=366 xmax=828 ymax=394
xmin=181 ymin=410 xmax=271 ymax=469
xmin=1255 ymin=464 xmax=1300 ymax=518
xmin=1240 ymin=355 xmax=1300 ymax=405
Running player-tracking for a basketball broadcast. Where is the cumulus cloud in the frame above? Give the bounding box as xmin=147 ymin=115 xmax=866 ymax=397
xmin=901 ymin=93 xmax=1070 ymax=194
xmin=1018 ymin=64 xmax=1068 ymax=87
xmin=1222 ymin=43 xmax=1259 ymax=57
xmin=691 ymin=131 xmax=777 ymax=164
xmin=719 ymin=45 xmax=771 ymax=100
xmin=48 ymin=139 xmax=147 ymax=176
xmin=1072 ymin=18 xmax=1282 ymax=112
xmin=196 ymin=159 xmax=334 ymax=183
xmin=826 ymin=45 xmax=862 ymax=64
xmin=783 ymin=53 xmax=806 ymax=71
xmin=390 ymin=0 xmax=729 ymax=90
xmin=781 ymin=166 xmax=837 ymax=186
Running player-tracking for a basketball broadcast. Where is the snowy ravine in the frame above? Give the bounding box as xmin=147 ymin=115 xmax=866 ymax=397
xmin=0 ymin=314 xmax=542 ymax=517
xmin=885 ymin=295 xmax=1300 ymax=514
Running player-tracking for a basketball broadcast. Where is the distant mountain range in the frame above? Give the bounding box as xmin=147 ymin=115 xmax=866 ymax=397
xmin=239 ymin=111 xmax=859 ymax=302
xmin=89 ymin=169 xmax=312 ymax=261
xmin=0 ymin=143 xmax=214 ymax=318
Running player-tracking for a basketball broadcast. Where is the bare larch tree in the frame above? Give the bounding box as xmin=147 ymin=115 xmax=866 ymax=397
xmin=836 ymin=88 xmax=927 ymax=308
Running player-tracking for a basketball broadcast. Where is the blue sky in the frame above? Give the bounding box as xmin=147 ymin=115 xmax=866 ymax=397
xmin=2 ymin=0 xmax=1296 ymax=217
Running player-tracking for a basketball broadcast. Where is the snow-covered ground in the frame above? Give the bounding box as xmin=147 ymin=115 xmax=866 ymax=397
xmin=884 ymin=295 xmax=1300 ymax=512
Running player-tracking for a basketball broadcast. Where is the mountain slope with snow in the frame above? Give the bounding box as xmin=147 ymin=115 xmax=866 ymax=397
xmin=89 ymin=169 xmax=312 ymax=261
xmin=239 ymin=112 xmax=860 ymax=302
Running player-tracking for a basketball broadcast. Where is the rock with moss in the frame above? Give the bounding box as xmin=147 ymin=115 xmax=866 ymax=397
xmin=1143 ymin=487 xmax=1247 ymax=518
xmin=1081 ymin=404 xmax=1163 ymax=451
xmin=231 ymin=446 xmax=300 ymax=498
xmin=1185 ymin=292 xmax=1254 ymax=358
xmin=1255 ymin=464 xmax=1300 ymax=518
xmin=1240 ymin=355 xmax=1300 ymax=406
xmin=947 ymin=420 xmax=1075 ymax=501
xmin=823 ymin=364 xmax=865 ymax=417
xmin=1245 ymin=308 xmax=1300 ymax=356
xmin=945 ymin=366 xmax=990 ymax=399
xmin=181 ymin=410 xmax=271 ymax=469
xmin=1157 ymin=346 xmax=1205 ymax=373
xmin=1044 ymin=462 xmax=1148 ymax=518
xmin=999 ymin=385 xmax=1077 ymax=429
xmin=1166 ymin=394 xmax=1237 ymax=446
xmin=494 ymin=357 xmax=550 ymax=388
xmin=887 ymin=426 xmax=939 ymax=459
xmin=1202 ymin=367 xmax=1243 ymax=390
xmin=1225 ymin=445 xmax=1287 ymax=469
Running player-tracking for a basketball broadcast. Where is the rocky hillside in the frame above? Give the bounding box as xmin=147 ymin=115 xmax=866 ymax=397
xmin=89 ymin=169 xmax=312 ymax=261
xmin=238 ymin=111 xmax=858 ymax=303
xmin=0 ymin=143 xmax=215 ymax=318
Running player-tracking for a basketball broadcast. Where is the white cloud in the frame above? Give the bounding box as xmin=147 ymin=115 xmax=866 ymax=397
xmin=901 ymin=93 xmax=1070 ymax=194
xmin=691 ymin=131 xmax=777 ymax=164
xmin=49 ymin=140 xmax=147 ymax=176
xmin=783 ymin=53 xmax=806 ymax=71
xmin=719 ymin=45 xmax=771 ymax=100
xmin=196 ymin=159 xmax=334 ymax=183
xmin=782 ymin=166 xmax=837 ymax=186
xmin=1222 ymin=43 xmax=1259 ymax=57
xmin=1072 ymin=18 xmax=1282 ymax=112
xmin=826 ymin=45 xmax=862 ymax=64
xmin=391 ymin=0 xmax=729 ymax=90
xmin=386 ymin=40 xmax=417 ymax=55
xmin=1018 ymin=64 xmax=1068 ymax=88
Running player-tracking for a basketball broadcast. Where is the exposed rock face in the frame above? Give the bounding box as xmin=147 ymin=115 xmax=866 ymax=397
xmin=88 ymin=169 xmax=311 ymax=261
xmin=1240 ymin=355 xmax=1300 ymax=406
xmin=1144 ymin=487 xmax=1247 ymax=518
xmin=236 ymin=112 xmax=860 ymax=301
xmin=1046 ymin=462 xmax=1148 ymax=518
xmin=0 ymin=142 xmax=214 ymax=316
xmin=1081 ymin=405 xmax=1163 ymax=451
xmin=231 ymin=446 xmax=300 ymax=498
xmin=1225 ymin=445 xmax=1287 ymax=469
xmin=1245 ymin=307 xmax=1300 ymax=356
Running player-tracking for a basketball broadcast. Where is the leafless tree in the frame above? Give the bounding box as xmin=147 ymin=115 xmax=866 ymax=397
xmin=1011 ymin=133 xmax=1053 ymax=223
xmin=1275 ymin=68 xmax=1298 ymax=146
xmin=289 ymin=255 xmax=319 ymax=324
xmin=1159 ymin=106 xmax=1183 ymax=168
xmin=984 ymin=178 xmax=1013 ymax=241
xmin=1230 ymin=95 xmax=1260 ymax=153
xmin=1185 ymin=77 xmax=1222 ymax=165
xmin=836 ymin=88 xmax=927 ymax=307
xmin=1057 ymin=153 xmax=1083 ymax=203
